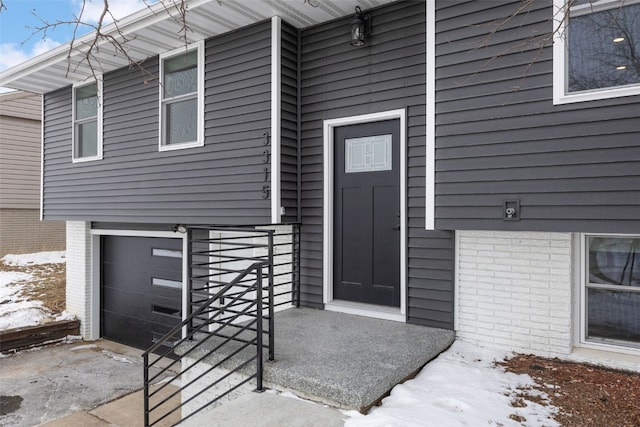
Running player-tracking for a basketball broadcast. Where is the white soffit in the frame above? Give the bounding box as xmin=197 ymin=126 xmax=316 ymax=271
xmin=0 ymin=0 xmax=392 ymax=94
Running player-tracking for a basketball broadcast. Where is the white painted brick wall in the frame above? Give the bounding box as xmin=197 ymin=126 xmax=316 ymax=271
xmin=65 ymin=221 xmax=93 ymax=338
xmin=456 ymin=230 xmax=573 ymax=357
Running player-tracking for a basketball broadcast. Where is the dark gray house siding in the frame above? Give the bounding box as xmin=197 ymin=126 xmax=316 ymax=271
xmin=42 ymin=20 xmax=273 ymax=225
xmin=299 ymin=1 xmax=455 ymax=329
xmin=434 ymin=0 xmax=640 ymax=234
xmin=280 ymin=21 xmax=300 ymax=223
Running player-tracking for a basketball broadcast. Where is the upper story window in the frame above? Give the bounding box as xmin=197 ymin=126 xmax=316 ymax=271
xmin=159 ymin=41 xmax=204 ymax=151
xmin=72 ymin=79 xmax=102 ymax=162
xmin=553 ymin=0 xmax=640 ymax=104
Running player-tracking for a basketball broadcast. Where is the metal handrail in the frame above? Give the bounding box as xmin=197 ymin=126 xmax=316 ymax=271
xmin=143 ymin=262 xmax=266 ymax=427
xmin=142 ymin=223 xmax=300 ymax=427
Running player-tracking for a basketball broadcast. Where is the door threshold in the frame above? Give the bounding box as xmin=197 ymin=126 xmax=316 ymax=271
xmin=325 ymin=300 xmax=405 ymax=322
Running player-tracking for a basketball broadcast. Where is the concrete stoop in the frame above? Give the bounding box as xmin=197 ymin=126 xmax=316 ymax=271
xmin=178 ymin=307 xmax=455 ymax=413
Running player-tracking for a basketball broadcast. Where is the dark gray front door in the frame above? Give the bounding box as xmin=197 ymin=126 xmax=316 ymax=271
xmin=101 ymin=236 xmax=182 ymax=351
xmin=333 ymin=119 xmax=400 ymax=307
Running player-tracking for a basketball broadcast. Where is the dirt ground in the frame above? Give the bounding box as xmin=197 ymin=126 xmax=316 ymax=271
xmin=0 ymin=260 xmax=66 ymax=317
xmin=500 ymin=354 xmax=640 ymax=427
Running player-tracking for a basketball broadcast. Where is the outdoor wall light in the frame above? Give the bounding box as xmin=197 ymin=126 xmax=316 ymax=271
xmin=350 ymin=6 xmax=371 ymax=47
xmin=172 ymin=224 xmax=188 ymax=233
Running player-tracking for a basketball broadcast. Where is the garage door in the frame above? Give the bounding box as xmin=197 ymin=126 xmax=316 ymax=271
xmin=101 ymin=236 xmax=182 ymax=351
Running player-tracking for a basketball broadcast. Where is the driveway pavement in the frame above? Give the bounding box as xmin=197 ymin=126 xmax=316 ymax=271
xmin=0 ymin=339 xmax=161 ymax=426
xmin=0 ymin=339 xmax=346 ymax=427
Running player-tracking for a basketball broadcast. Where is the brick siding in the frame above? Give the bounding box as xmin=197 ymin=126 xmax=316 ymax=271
xmin=456 ymin=230 xmax=574 ymax=357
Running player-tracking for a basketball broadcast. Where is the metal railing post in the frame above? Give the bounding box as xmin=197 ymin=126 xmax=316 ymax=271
xmin=186 ymin=227 xmax=193 ymax=337
xmin=255 ymin=265 xmax=264 ymax=391
xmin=143 ymin=353 xmax=150 ymax=427
xmin=267 ymin=231 xmax=275 ymax=361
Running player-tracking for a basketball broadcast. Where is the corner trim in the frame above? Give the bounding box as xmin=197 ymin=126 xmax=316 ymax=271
xmin=271 ymin=16 xmax=282 ymax=224
xmin=425 ymin=0 xmax=435 ymax=230
xmin=40 ymin=94 xmax=44 ymax=220
xmin=322 ymin=109 xmax=407 ymax=320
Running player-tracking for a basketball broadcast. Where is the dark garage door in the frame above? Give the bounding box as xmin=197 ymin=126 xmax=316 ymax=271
xmin=101 ymin=236 xmax=182 ymax=351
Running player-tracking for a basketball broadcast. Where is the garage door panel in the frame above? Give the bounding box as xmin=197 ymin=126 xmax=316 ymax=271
xmin=101 ymin=235 xmax=182 ymax=352
xmin=102 ymin=288 xmax=181 ymax=323
xmin=102 ymin=267 xmax=181 ymax=300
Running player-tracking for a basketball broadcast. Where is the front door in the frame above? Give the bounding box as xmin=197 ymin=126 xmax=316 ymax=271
xmin=333 ymin=119 xmax=400 ymax=307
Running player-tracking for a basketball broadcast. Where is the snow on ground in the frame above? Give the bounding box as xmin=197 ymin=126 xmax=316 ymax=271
xmin=0 ymin=251 xmax=66 ymax=330
xmin=344 ymin=341 xmax=559 ymax=427
xmin=1 ymin=250 xmax=66 ymax=266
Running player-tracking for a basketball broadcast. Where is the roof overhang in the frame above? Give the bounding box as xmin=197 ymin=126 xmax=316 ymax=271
xmin=0 ymin=0 xmax=393 ymax=94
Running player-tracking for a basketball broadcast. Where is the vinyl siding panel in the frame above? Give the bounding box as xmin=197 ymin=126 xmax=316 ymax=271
xmin=281 ymin=21 xmax=299 ymax=222
xmin=299 ymin=1 xmax=454 ymax=328
xmin=434 ymin=0 xmax=640 ymax=234
xmin=42 ymin=21 xmax=273 ymax=224
xmin=0 ymin=96 xmax=42 ymax=209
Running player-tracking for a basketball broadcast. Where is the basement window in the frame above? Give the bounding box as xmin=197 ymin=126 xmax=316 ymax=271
xmin=584 ymin=235 xmax=640 ymax=350
xmin=553 ymin=0 xmax=640 ymax=104
xmin=159 ymin=41 xmax=204 ymax=151
xmin=72 ymin=79 xmax=102 ymax=162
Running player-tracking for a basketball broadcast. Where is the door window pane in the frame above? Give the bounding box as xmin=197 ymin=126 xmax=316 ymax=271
xmin=345 ymin=134 xmax=392 ymax=173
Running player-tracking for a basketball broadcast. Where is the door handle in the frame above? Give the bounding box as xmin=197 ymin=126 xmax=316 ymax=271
xmin=392 ymin=224 xmax=400 ymax=230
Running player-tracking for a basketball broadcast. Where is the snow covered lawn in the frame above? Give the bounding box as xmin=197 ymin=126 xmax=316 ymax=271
xmin=344 ymin=341 xmax=559 ymax=427
xmin=0 ymin=251 xmax=67 ymax=330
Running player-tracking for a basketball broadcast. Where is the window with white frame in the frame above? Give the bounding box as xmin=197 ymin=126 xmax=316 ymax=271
xmin=584 ymin=235 xmax=640 ymax=349
xmin=159 ymin=42 xmax=204 ymax=151
xmin=72 ymin=80 xmax=102 ymax=161
xmin=553 ymin=0 xmax=640 ymax=104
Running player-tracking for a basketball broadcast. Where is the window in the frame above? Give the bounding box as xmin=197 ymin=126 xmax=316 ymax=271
xmin=159 ymin=42 xmax=204 ymax=151
xmin=72 ymin=80 xmax=102 ymax=161
xmin=553 ymin=0 xmax=640 ymax=104
xmin=584 ymin=235 xmax=640 ymax=349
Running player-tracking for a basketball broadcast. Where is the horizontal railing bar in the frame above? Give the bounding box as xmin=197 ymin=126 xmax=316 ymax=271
xmin=148 ymin=311 xmax=258 ymax=393
xmin=149 ymin=337 xmax=257 ymax=413
xmin=177 ymin=368 xmax=257 ymax=426
xmin=143 ymin=263 xmax=264 ymax=357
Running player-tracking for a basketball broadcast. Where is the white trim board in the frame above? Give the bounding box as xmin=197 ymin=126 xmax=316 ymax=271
xmin=270 ymin=16 xmax=282 ymax=224
xmin=322 ymin=109 xmax=407 ymax=321
xmin=425 ymin=0 xmax=435 ymax=230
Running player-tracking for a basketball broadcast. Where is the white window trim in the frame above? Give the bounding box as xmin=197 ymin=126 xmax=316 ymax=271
xmin=71 ymin=78 xmax=103 ymax=162
xmin=322 ymin=109 xmax=407 ymax=322
xmin=158 ymin=40 xmax=205 ymax=152
xmin=553 ymin=0 xmax=640 ymax=105
xmin=576 ymin=233 xmax=640 ymax=356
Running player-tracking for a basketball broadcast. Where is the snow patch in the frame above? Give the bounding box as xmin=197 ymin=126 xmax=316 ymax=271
xmin=1 ymin=251 xmax=66 ymax=266
xmin=344 ymin=341 xmax=559 ymax=427
xmin=55 ymin=311 xmax=76 ymax=321
xmin=70 ymin=344 xmax=98 ymax=351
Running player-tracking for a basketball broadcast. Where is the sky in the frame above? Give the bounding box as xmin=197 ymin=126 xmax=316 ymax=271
xmin=0 ymin=0 xmax=148 ymax=91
